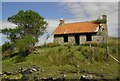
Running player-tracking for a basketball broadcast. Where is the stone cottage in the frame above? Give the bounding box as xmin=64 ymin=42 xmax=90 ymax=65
xmin=53 ymin=14 xmax=108 ymax=45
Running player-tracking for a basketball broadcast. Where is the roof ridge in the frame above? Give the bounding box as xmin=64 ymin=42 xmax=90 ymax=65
xmin=64 ymin=21 xmax=94 ymax=25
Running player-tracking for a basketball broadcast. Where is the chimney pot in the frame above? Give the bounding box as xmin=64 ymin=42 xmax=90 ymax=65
xmin=59 ymin=18 xmax=65 ymax=26
xmin=102 ymin=14 xmax=107 ymax=20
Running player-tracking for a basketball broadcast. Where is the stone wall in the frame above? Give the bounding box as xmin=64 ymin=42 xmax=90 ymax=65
xmin=80 ymin=35 xmax=86 ymax=44
xmin=92 ymin=35 xmax=102 ymax=43
xmin=100 ymin=24 xmax=108 ymax=43
xmin=68 ymin=35 xmax=75 ymax=44
xmin=54 ymin=34 xmax=103 ymax=45
xmin=54 ymin=36 xmax=64 ymax=44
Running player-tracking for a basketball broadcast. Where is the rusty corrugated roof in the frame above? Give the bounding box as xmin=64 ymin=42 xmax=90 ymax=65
xmin=53 ymin=21 xmax=99 ymax=35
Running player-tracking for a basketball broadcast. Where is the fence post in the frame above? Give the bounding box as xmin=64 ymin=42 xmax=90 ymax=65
xmin=106 ymin=46 xmax=109 ymax=62
xmin=89 ymin=43 xmax=91 ymax=49
xmin=92 ymin=46 xmax=95 ymax=61
xmin=90 ymin=46 xmax=95 ymax=63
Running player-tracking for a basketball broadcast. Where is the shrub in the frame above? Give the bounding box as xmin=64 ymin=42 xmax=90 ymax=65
xmin=2 ymin=42 xmax=15 ymax=59
xmin=77 ymin=46 xmax=82 ymax=51
xmin=92 ymin=19 xmax=107 ymax=24
xmin=81 ymin=47 xmax=92 ymax=60
xmin=100 ymin=43 xmax=108 ymax=48
xmin=67 ymin=45 xmax=71 ymax=49
xmin=58 ymin=47 xmax=62 ymax=52
xmin=39 ymin=43 xmax=60 ymax=48
xmin=81 ymin=42 xmax=99 ymax=47
xmin=80 ymin=46 xmax=106 ymax=62
xmin=94 ymin=48 xmax=106 ymax=62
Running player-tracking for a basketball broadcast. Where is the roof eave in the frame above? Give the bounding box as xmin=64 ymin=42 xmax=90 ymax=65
xmin=54 ymin=32 xmax=97 ymax=35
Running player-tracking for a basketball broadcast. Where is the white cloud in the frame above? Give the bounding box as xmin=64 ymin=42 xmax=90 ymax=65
xmin=0 ymin=21 xmax=17 ymax=45
xmin=46 ymin=19 xmax=59 ymax=35
xmin=2 ymin=0 xmax=119 ymax=2
xmin=58 ymin=0 xmax=119 ymax=2
xmin=108 ymin=11 xmax=118 ymax=37
xmin=2 ymin=0 xmax=58 ymax=2
xmin=59 ymin=2 xmax=118 ymax=19
xmin=36 ymin=19 xmax=59 ymax=45
xmin=0 ymin=21 xmax=17 ymax=29
xmin=0 ymin=33 xmax=10 ymax=46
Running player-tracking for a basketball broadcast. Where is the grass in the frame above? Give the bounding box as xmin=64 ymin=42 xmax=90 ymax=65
xmin=2 ymin=44 xmax=119 ymax=80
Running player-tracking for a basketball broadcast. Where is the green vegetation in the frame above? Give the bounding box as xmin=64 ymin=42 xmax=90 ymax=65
xmin=1 ymin=10 xmax=48 ymax=59
xmin=2 ymin=38 xmax=119 ymax=80
xmin=92 ymin=19 xmax=107 ymax=24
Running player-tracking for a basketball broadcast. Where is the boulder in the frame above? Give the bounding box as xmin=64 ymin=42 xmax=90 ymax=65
xmin=80 ymin=75 xmax=94 ymax=81
xmin=19 ymin=66 xmax=40 ymax=75
xmin=21 ymin=75 xmax=29 ymax=81
xmin=3 ymin=71 xmax=12 ymax=76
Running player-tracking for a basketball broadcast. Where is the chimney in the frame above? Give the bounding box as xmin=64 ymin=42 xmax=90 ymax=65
xmin=59 ymin=18 xmax=64 ymax=26
xmin=102 ymin=13 xmax=107 ymax=20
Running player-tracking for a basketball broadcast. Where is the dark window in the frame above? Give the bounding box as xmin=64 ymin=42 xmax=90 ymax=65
xmin=86 ymin=34 xmax=92 ymax=41
xmin=64 ymin=35 xmax=68 ymax=42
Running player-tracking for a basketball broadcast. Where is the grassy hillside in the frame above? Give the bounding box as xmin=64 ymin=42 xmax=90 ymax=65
xmin=2 ymin=42 xmax=119 ymax=80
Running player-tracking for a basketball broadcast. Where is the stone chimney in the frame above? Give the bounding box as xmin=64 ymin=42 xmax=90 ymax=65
xmin=101 ymin=14 xmax=108 ymax=43
xmin=102 ymin=13 xmax=107 ymax=20
xmin=59 ymin=18 xmax=64 ymax=26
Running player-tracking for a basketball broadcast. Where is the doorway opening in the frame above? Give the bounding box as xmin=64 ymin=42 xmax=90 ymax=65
xmin=75 ymin=34 xmax=79 ymax=45
xmin=64 ymin=35 xmax=68 ymax=42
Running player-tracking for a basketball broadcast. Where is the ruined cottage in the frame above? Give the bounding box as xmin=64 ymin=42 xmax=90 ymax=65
xmin=53 ymin=14 xmax=108 ymax=45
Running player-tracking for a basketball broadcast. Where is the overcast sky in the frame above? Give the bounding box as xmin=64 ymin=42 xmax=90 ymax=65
xmin=0 ymin=1 xmax=119 ymax=45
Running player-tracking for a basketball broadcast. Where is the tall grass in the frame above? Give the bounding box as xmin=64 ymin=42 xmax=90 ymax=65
xmin=25 ymin=44 xmax=117 ymax=68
